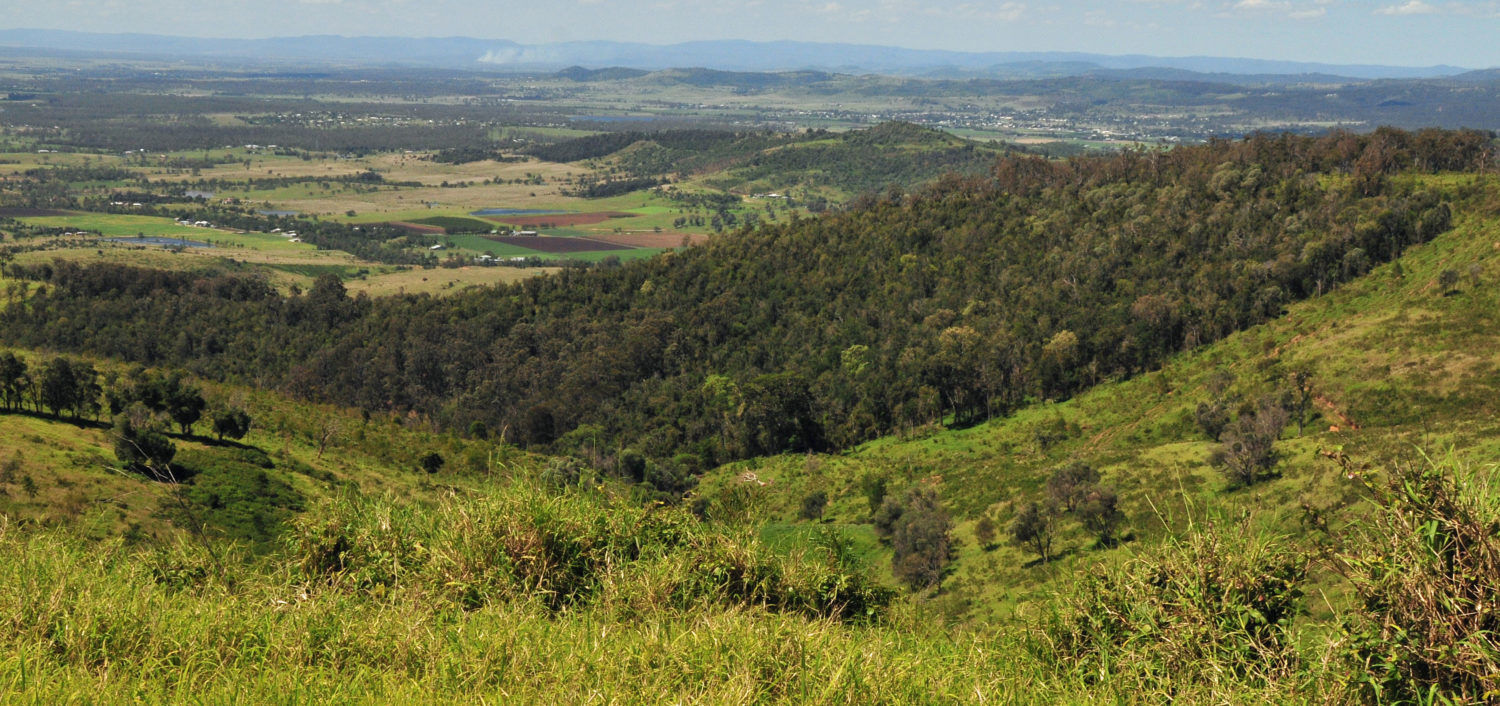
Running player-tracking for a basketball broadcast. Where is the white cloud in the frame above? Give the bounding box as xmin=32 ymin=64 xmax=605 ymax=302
xmin=1288 ymin=7 xmax=1326 ymax=17
xmin=1376 ymin=0 xmax=1439 ymax=14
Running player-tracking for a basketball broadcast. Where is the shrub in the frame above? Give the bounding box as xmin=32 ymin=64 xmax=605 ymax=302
xmin=1037 ymin=520 xmax=1306 ymax=689
xmin=1327 ymin=450 xmax=1500 ymax=702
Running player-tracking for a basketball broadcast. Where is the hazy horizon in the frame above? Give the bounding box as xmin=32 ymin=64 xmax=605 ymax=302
xmin=1 ymin=1 xmax=1493 ymax=69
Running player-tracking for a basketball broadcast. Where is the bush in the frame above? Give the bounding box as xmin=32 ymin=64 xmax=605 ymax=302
xmin=1038 ymin=520 xmax=1306 ymax=689
xmin=286 ymin=486 xmax=893 ymax=621
xmin=888 ymin=485 xmax=955 ymax=591
xmin=799 ymin=490 xmax=828 ymax=521
xmin=1328 ymin=450 xmax=1500 ymax=702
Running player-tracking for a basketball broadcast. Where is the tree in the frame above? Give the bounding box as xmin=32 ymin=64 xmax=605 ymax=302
xmin=1046 ymin=462 xmax=1101 ymax=512
xmin=38 ymin=357 xmax=80 ymax=418
xmin=113 ymin=416 xmax=177 ymax=480
xmin=1011 ymin=501 xmax=1057 ymax=563
xmin=1077 ymin=486 xmax=1124 ymax=547
xmin=211 ymin=407 xmax=252 ymax=442
xmin=162 ymin=374 xmax=206 ymax=435
xmin=1210 ymin=398 xmax=1289 ymax=487
xmin=888 ymin=485 xmax=955 ymax=591
xmin=1286 ymin=368 xmax=1315 ymax=436
xmin=799 ymin=490 xmax=829 ymax=521
xmin=974 ymin=514 xmax=998 ymax=550
xmin=420 ymin=452 xmax=445 ymax=474
xmin=1195 ymin=401 xmax=1230 ymax=441
xmin=0 ymin=352 xmax=27 ymax=412
xmin=858 ymin=471 xmax=888 ymax=517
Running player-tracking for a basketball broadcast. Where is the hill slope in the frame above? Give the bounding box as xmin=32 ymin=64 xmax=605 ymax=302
xmin=694 ymin=168 xmax=1500 ymax=622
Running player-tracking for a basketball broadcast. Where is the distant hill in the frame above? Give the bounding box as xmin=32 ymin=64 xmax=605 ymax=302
xmin=0 ymin=29 xmax=1473 ymax=80
xmin=528 ymin=122 xmax=1013 ymax=200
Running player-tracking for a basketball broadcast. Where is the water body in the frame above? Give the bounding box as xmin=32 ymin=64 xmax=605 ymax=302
xmin=257 ymin=210 xmax=299 ymax=217
xmin=470 ymin=208 xmax=568 ymax=216
xmin=183 ymin=190 xmax=215 ymax=199
xmin=106 ymin=237 xmax=214 ymax=248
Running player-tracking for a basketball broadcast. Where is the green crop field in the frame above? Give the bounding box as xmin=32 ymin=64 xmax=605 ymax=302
xmin=20 ymin=213 xmax=215 ymax=238
xmin=409 ymin=215 xmax=502 ymax=233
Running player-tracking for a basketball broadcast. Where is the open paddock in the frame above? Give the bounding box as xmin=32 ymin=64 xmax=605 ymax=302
xmin=0 ymin=208 xmax=74 ymax=218
xmin=485 ymin=211 xmax=634 ymax=228
xmin=343 ymin=265 xmax=557 ymax=297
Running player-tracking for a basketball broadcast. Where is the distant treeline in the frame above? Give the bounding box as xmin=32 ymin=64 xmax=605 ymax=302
xmin=0 ymin=128 xmax=1487 ymax=469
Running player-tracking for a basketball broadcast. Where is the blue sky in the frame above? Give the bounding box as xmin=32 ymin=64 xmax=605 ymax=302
xmin=7 ymin=0 xmax=1495 ymax=68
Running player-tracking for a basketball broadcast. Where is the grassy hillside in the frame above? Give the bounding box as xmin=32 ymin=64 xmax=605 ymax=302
xmin=0 ymin=368 xmax=534 ymax=545
xmin=694 ymin=170 xmax=1500 ymax=624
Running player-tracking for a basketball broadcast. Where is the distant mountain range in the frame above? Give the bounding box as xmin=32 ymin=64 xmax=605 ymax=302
xmin=0 ymin=29 xmax=1476 ymax=83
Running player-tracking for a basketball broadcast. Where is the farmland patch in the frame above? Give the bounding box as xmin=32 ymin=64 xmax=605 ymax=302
xmin=485 ymin=211 xmax=634 ymax=228
xmin=588 ymin=231 xmax=707 ymax=248
xmin=481 ymin=235 xmax=630 ymax=253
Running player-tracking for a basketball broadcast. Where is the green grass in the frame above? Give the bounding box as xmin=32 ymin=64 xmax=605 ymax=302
xmin=409 ymin=216 xmax=501 ymax=234
xmin=20 ymin=213 xmax=215 ymax=238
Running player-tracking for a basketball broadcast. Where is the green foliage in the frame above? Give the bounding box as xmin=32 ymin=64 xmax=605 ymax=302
xmin=211 ymin=407 xmax=252 ymax=441
xmin=1037 ymin=520 xmax=1307 ymax=690
xmin=1194 ymin=400 xmax=1230 ymax=441
xmin=112 ymin=415 xmax=176 ymax=479
xmin=799 ymin=489 xmax=828 ymax=521
xmin=1045 ymin=461 xmax=1100 ymax=512
xmin=0 ymin=131 xmax=1472 ymax=470
xmin=1010 ymin=501 xmax=1057 ymax=563
xmin=409 ymin=216 xmax=495 ymax=234
xmin=286 ymin=485 xmax=893 ymax=620
xmin=0 ymin=352 xmax=29 ymax=411
xmin=1329 ymin=451 xmax=1500 ymax=703
xmin=1209 ymin=398 xmax=1289 ymax=487
xmin=886 ymin=484 xmax=955 ymax=591
xmin=170 ymin=447 xmax=305 ymax=552
xmin=1076 ymin=486 xmax=1124 ymax=547
xmin=973 ymin=514 xmax=998 ymax=550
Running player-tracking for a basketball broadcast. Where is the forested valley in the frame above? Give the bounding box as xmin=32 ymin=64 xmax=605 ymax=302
xmin=1 ymin=128 xmax=1483 ymax=487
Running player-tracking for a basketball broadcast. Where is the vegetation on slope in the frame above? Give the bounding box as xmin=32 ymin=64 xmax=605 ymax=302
xmin=533 ymin=122 xmax=1013 ymax=200
xmin=0 ymin=130 xmax=1484 ymax=476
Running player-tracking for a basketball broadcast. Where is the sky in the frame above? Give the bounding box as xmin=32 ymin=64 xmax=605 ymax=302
xmin=5 ymin=0 xmax=1497 ymax=68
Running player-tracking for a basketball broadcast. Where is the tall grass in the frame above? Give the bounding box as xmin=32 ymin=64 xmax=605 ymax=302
xmin=3 ymin=450 xmax=1496 ymax=703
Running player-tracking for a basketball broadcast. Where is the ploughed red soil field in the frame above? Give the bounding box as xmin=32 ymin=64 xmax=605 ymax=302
xmin=483 ymin=212 xmax=633 ymax=228
xmin=0 ymin=208 xmax=74 ymax=217
xmin=587 ymin=232 xmax=708 ymax=248
xmin=483 ymin=235 xmax=629 ymax=253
